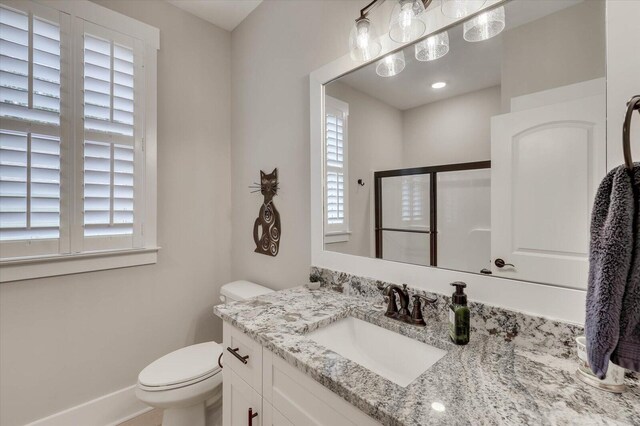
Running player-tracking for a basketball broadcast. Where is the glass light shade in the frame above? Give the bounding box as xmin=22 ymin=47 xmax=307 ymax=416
xmin=376 ymin=51 xmax=406 ymax=77
xmin=415 ymin=31 xmax=449 ymax=61
xmin=463 ymin=6 xmax=505 ymax=42
xmin=349 ymin=18 xmax=382 ymax=62
xmin=441 ymin=0 xmax=486 ymax=19
xmin=389 ymin=0 xmax=426 ymax=43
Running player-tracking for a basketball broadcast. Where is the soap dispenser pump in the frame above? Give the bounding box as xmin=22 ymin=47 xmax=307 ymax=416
xmin=449 ymin=282 xmax=470 ymax=345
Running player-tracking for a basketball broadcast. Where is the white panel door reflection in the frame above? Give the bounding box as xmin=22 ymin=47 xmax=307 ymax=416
xmin=491 ymin=92 xmax=606 ymax=289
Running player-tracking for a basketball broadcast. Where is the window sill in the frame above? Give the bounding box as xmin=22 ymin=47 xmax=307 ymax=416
xmin=325 ymin=231 xmax=351 ymax=244
xmin=0 ymin=247 xmax=160 ymax=283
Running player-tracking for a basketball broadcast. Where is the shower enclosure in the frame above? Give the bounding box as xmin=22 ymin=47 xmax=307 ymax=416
xmin=374 ymin=161 xmax=491 ymax=274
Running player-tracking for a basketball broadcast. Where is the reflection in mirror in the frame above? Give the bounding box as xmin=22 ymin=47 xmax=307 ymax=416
xmin=322 ymin=0 xmax=606 ymax=290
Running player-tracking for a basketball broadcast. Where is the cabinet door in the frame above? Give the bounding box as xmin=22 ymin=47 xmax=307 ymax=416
xmin=263 ymin=349 xmax=381 ymax=426
xmin=263 ymin=402 xmax=294 ymax=426
xmin=223 ymin=322 xmax=263 ymax=392
xmin=223 ymin=367 xmax=262 ymax=426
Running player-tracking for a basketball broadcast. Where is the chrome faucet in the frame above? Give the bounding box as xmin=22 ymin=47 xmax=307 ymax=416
xmin=383 ymin=284 xmax=436 ymax=326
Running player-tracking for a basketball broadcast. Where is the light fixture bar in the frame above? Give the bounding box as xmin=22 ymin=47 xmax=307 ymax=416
xmin=357 ymin=0 xmax=432 ymax=21
xmin=357 ymin=0 xmax=384 ymax=20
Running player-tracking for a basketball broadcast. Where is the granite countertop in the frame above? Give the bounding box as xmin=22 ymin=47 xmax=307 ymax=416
xmin=213 ymin=286 xmax=640 ymax=426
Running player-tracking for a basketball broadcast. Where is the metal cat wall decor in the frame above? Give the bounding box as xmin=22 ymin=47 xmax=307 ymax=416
xmin=250 ymin=168 xmax=281 ymax=257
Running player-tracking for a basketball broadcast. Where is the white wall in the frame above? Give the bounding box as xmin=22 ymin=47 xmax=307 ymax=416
xmin=324 ymin=82 xmax=403 ymax=257
xmin=501 ymin=0 xmax=606 ymax=111
xmin=231 ymin=0 xmax=372 ymax=289
xmin=606 ymin=0 xmax=640 ymax=170
xmin=0 ymin=2 xmax=232 ymax=424
xmin=402 ymin=86 xmax=500 ymax=167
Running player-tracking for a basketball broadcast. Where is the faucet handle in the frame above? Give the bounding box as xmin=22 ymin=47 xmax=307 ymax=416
xmin=414 ymin=294 xmax=437 ymax=305
xmin=410 ymin=294 xmax=437 ymax=326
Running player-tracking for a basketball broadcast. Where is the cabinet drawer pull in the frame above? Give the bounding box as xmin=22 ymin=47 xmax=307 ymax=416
xmin=248 ymin=408 xmax=258 ymax=426
xmin=227 ymin=346 xmax=249 ymax=364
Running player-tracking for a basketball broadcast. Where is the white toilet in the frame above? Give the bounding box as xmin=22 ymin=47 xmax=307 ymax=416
xmin=136 ymin=281 xmax=273 ymax=426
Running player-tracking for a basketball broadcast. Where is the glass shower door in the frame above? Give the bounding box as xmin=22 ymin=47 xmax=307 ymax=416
xmin=378 ymin=174 xmax=431 ymax=266
xmin=436 ymin=169 xmax=491 ymax=274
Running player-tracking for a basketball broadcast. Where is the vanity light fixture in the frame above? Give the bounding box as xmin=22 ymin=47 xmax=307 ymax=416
xmin=415 ymin=31 xmax=449 ymax=61
xmin=349 ymin=0 xmax=432 ymax=62
xmin=463 ymin=6 xmax=505 ymax=42
xmin=441 ymin=0 xmax=486 ymax=19
xmin=348 ymin=0 xmax=506 ymax=79
xmin=389 ymin=0 xmax=427 ymax=43
xmin=376 ymin=51 xmax=406 ymax=77
xmin=349 ymin=17 xmax=382 ymax=61
xmin=431 ymin=81 xmax=446 ymax=89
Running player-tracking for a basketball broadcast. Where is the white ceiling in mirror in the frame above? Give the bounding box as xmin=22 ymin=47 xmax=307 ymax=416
xmin=167 ymin=0 xmax=262 ymax=31
xmin=337 ymin=0 xmax=583 ymax=111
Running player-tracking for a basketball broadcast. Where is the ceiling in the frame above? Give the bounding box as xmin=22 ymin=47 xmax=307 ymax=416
xmin=333 ymin=0 xmax=583 ymax=111
xmin=167 ymin=0 xmax=262 ymax=31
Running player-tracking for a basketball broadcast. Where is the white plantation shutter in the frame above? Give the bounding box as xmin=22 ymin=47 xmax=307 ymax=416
xmin=324 ymin=96 xmax=349 ymax=237
xmin=0 ymin=2 xmax=66 ymax=256
xmin=83 ymin=34 xmax=134 ymax=137
xmin=401 ymin=176 xmax=425 ymax=223
xmin=0 ymin=131 xmax=61 ymax=240
xmin=79 ymin=23 xmax=142 ymax=250
xmin=0 ymin=7 xmax=61 ymax=125
xmin=0 ymin=0 xmax=158 ymax=279
xmin=83 ymin=141 xmax=134 ymax=237
xmin=325 ymin=113 xmax=344 ymax=224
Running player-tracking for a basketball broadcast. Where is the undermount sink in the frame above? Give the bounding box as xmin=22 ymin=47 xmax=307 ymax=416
xmin=306 ymin=317 xmax=446 ymax=387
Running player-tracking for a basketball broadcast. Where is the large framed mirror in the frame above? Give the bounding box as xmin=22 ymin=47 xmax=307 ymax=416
xmin=320 ymin=0 xmax=606 ymax=291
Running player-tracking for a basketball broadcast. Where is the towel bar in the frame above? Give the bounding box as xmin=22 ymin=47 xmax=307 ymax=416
xmin=623 ymin=95 xmax=640 ymax=170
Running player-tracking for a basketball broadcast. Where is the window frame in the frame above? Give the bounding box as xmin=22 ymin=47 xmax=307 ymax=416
xmin=323 ymin=95 xmax=350 ymax=244
xmin=0 ymin=0 xmax=159 ymax=282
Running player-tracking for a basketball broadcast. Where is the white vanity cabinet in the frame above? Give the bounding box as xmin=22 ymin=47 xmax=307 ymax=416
xmin=224 ymin=367 xmax=263 ymax=426
xmin=222 ymin=322 xmax=381 ymax=426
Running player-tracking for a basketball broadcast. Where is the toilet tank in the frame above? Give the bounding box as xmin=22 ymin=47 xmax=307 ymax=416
xmin=219 ymin=280 xmax=273 ymax=304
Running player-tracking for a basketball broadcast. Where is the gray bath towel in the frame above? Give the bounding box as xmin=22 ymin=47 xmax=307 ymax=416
xmin=586 ymin=164 xmax=640 ymax=378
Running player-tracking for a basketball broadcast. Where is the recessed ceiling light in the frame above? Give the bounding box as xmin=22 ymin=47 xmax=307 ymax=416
xmin=431 ymin=82 xmax=447 ymax=89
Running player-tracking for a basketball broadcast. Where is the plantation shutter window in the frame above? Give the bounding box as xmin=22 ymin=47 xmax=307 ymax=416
xmin=0 ymin=0 xmax=159 ymax=282
xmin=401 ymin=176 xmax=425 ymax=224
xmin=0 ymin=7 xmax=61 ymax=125
xmin=324 ymin=96 xmax=349 ymax=242
xmin=83 ymin=141 xmax=134 ymax=237
xmin=79 ymin=24 xmax=142 ymax=251
xmin=0 ymin=131 xmax=61 ymax=239
xmin=0 ymin=2 xmax=68 ymax=257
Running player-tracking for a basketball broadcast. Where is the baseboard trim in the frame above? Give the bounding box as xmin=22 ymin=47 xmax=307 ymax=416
xmin=26 ymin=384 xmax=151 ymax=426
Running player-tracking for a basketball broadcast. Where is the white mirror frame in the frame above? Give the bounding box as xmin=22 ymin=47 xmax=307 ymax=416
xmin=309 ymin=0 xmax=593 ymax=324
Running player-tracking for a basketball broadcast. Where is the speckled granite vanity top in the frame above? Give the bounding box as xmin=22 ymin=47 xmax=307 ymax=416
xmin=214 ymin=281 xmax=639 ymax=425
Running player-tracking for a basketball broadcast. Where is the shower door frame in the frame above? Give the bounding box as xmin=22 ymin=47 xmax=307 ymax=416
xmin=374 ymin=160 xmax=491 ymax=266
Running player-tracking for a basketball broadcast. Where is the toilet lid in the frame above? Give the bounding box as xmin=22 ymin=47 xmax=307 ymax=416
xmin=138 ymin=342 xmax=222 ymax=388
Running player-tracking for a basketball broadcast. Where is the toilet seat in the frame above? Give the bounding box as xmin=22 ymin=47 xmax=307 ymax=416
xmin=138 ymin=368 xmax=221 ymax=392
xmin=138 ymin=342 xmax=222 ymax=391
